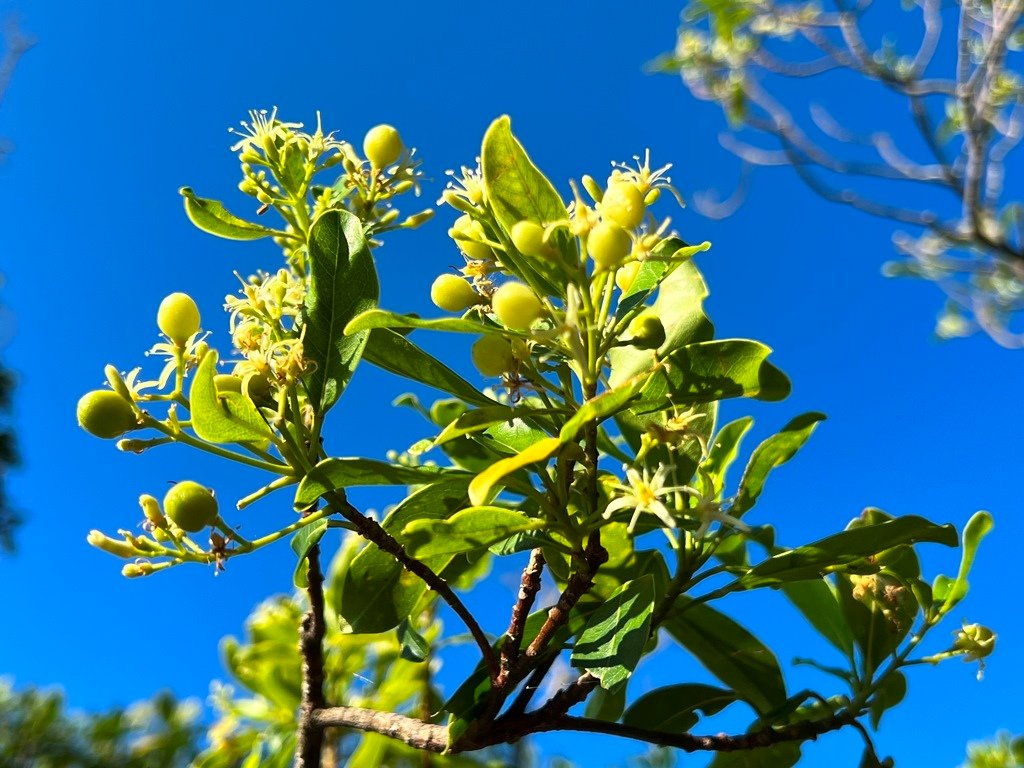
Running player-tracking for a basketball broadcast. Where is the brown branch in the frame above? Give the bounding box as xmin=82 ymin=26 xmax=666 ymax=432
xmin=312 ymin=706 xmax=449 ymax=753
xmin=295 ymin=544 xmax=328 ymax=768
xmin=325 ymin=491 xmax=500 ymax=680
xmin=496 ymin=548 xmax=545 ymax=687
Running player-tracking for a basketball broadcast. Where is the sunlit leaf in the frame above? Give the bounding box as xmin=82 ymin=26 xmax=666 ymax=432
xmin=571 ymin=576 xmax=655 ymax=691
xmin=180 ymin=187 xmax=278 ymax=240
xmin=402 ymin=507 xmax=543 ymax=557
xmin=189 ymin=350 xmax=273 ymax=444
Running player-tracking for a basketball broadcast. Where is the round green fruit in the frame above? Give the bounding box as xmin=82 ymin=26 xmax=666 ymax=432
xmin=451 ymin=215 xmax=494 ymax=261
xmin=77 ymin=390 xmax=136 ymax=439
xmin=510 ymin=220 xmax=548 ymax=257
xmin=471 ymin=335 xmax=515 ymax=377
xmin=628 ymin=311 xmax=666 ymax=350
xmin=363 ymin=124 xmax=403 ymax=168
xmin=601 ymin=181 xmax=646 ymax=229
xmin=163 ymin=481 xmax=219 ymax=533
xmin=491 ymin=281 xmax=543 ymax=330
xmin=431 ymin=274 xmax=479 ymax=312
xmin=157 ymin=292 xmax=201 ymax=346
xmin=589 ymin=222 xmax=632 ymax=270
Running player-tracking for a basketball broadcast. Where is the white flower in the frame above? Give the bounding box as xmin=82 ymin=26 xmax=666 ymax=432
xmin=603 ymin=464 xmax=692 ymax=532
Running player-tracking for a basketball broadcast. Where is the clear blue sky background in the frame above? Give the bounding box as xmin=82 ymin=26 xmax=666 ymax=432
xmin=0 ymin=1 xmax=1020 ymax=766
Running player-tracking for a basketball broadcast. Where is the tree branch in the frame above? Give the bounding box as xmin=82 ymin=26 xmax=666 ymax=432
xmin=325 ymin=491 xmax=500 ymax=680
xmin=496 ymin=548 xmax=545 ymax=687
xmin=295 ymin=543 xmax=328 ymax=768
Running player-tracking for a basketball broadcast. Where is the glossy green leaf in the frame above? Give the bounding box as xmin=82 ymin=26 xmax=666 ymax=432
xmin=291 ymin=518 xmax=329 ymax=589
xmin=615 ymin=238 xmax=712 ymax=320
xmin=869 ymin=671 xmax=906 ymax=729
xmin=345 ymin=309 xmax=529 ymax=339
xmin=189 ymin=350 xmax=273 ymax=444
xmin=571 ymin=575 xmax=655 ymax=691
xmin=481 ymin=116 xmax=571 ymax=294
xmin=294 ymin=458 xmax=455 ymax=508
xmin=468 ymin=436 xmax=561 ymax=506
xmin=633 ymin=340 xmax=791 ymax=412
xmin=781 ymin=579 xmax=855 ymax=657
xmin=402 ymin=507 xmax=543 ymax=557
xmin=583 ymin=684 xmax=628 ymax=722
xmin=942 ymin=510 xmax=993 ymax=612
xmin=737 ymin=515 xmax=958 ymax=589
xmin=664 ymin=599 xmax=786 ymax=715
xmin=732 ymin=412 xmax=826 ymax=517
xmin=363 ymin=328 xmax=499 ymax=408
xmin=485 ymin=417 xmax=552 ymax=454
xmin=703 ymin=416 xmax=754 ymax=492
xmin=179 ymin=187 xmax=278 ymax=240
xmin=622 ymin=683 xmax=736 ymax=733
xmin=303 ymin=209 xmax=379 ymax=414
xmin=559 ymin=373 xmax=650 ymax=443
xmin=610 ymin=259 xmax=714 ymax=386
xmin=336 ymin=477 xmax=471 ymax=633
xmin=396 ymin=619 xmax=430 ymax=663
xmin=435 ymin=405 xmax=557 ymax=447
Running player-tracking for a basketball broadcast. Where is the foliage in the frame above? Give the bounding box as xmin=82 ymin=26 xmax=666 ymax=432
xmin=0 ymin=678 xmax=202 ymax=768
xmin=961 ymin=732 xmax=1024 ymax=768
xmin=658 ymin=1 xmax=1024 ymax=346
xmin=77 ymin=111 xmax=994 ymax=765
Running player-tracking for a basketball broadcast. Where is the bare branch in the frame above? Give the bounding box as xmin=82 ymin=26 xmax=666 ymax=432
xmin=295 ymin=544 xmax=328 ymax=768
xmin=496 ymin=548 xmax=545 ymax=687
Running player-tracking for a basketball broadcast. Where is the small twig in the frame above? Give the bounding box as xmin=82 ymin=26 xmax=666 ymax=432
xmin=497 ymin=548 xmax=546 ymax=687
xmin=295 ymin=544 xmax=328 ymax=768
xmin=325 ymin=491 xmax=500 ymax=680
xmin=504 ymin=652 xmax=558 ymax=718
xmin=311 ymin=706 xmax=448 ymax=753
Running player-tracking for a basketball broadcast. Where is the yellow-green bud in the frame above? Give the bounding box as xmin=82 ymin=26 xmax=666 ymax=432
xmin=628 ymin=312 xmax=666 ymax=350
xmin=954 ymin=623 xmax=996 ymax=660
xmin=87 ymin=530 xmax=137 ymax=558
xmin=491 ymin=282 xmax=543 ymax=330
xmin=431 ymin=274 xmax=479 ymax=312
xmin=139 ymin=494 xmax=167 ymax=528
xmin=104 ymin=365 xmax=134 ymax=403
xmin=363 ymin=124 xmax=404 ymax=168
xmin=121 ymin=562 xmax=153 ymax=578
xmin=77 ymin=390 xmax=137 ymax=439
xmin=157 ymin=292 xmax=201 ymax=346
xmin=589 ymin=222 xmax=632 ymax=270
xmin=581 ymin=174 xmax=603 ymax=203
xmin=616 ymin=261 xmax=642 ymax=293
xmin=451 ymin=215 xmax=494 ymax=261
xmin=510 ymin=221 xmax=549 ymax=257
xmin=602 ymin=181 xmax=646 ymax=229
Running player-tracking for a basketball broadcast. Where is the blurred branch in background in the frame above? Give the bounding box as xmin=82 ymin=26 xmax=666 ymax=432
xmin=0 ymin=13 xmax=32 ymax=551
xmin=656 ymin=1 xmax=1024 ymax=346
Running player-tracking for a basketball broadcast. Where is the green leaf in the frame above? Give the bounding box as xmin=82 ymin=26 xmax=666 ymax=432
xmin=663 ymin=598 xmax=787 ymax=715
xmin=345 ymin=309 xmax=529 ymax=339
xmin=869 ymin=671 xmax=906 ymax=729
xmin=363 ymin=328 xmax=499 ymax=408
xmin=401 ymin=507 xmax=543 ymax=557
xmin=942 ymin=510 xmax=993 ymax=612
xmin=622 ymin=684 xmax=736 ymax=733
xmin=481 ymin=116 xmax=571 ymax=294
xmin=179 ymin=187 xmax=279 ymax=240
xmin=737 ymin=515 xmax=958 ymax=589
xmin=610 ymin=258 xmax=714 ymax=387
xmin=703 ymin=417 xmax=754 ymax=492
xmin=615 ymin=238 xmax=712 ymax=320
xmin=571 ymin=575 xmax=655 ymax=691
xmin=732 ymin=412 xmax=826 ymax=517
xmin=485 ymin=417 xmax=551 ymax=453
xmin=558 ymin=373 xmax=650 ymax=443
xmin=189 ymin=350 xmax=273 ymax=444
xmin=633 ymin=340 xmax=791 ymax=412
xmin=468 ymin=436 xmax=561 ymax=506
xmin=435 ymin=405 xmax=557 ymax=447
xmin=336 ymin=477 xmax=471 ymax=633
xmin=396 ymin=619 xmax=430 ymax=663
xmin=291 ymin=518 xmax=329 ymax=589
xmin=303 ymin=209 xmax=379 ymax=414
xmin=583 ymin=684 xmax=628 ymax=722
xmin=294 ymin=458 xmax=455 ymax=508
xmin=782 ymin=579 xmax=855 ymax=657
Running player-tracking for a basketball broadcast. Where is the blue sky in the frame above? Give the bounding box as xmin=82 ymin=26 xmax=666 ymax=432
xmin=0 ymin=1 xmax=1020 ymax=765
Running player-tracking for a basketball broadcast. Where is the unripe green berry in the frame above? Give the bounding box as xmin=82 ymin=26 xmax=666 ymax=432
xmin=601 ymin=181 xmax=646 ymax=229
xmin=363 ymin=124 xmax=403 ymax=168
xmin=214 ymin=374 xmax=244 ymax=394
xmin=163 ymin=481 xmax=219 ymax=533
xmin=77 ymin=390 xmax=137 ymax=439
xmin=510 ymin=221 xmax=548 ymax=257
xmin=491 ymin=282 xmax=543 ymax=330
xmin=431 ymin=274 xmax=479 ymax=312
xmin=589 ymin=222 xmax=632 ymax=270
xmin=616 ymin=261 xmax=642 ymax=293
xmin=471 ymin=335 xmax=515 ymax=377
xmin=628 ymin=311 xmax=666 ymax=350
xmin=451 ymin=215 xmax=494 ymax=261
xmin=157 ymin=292 xmax=201 ymax=346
